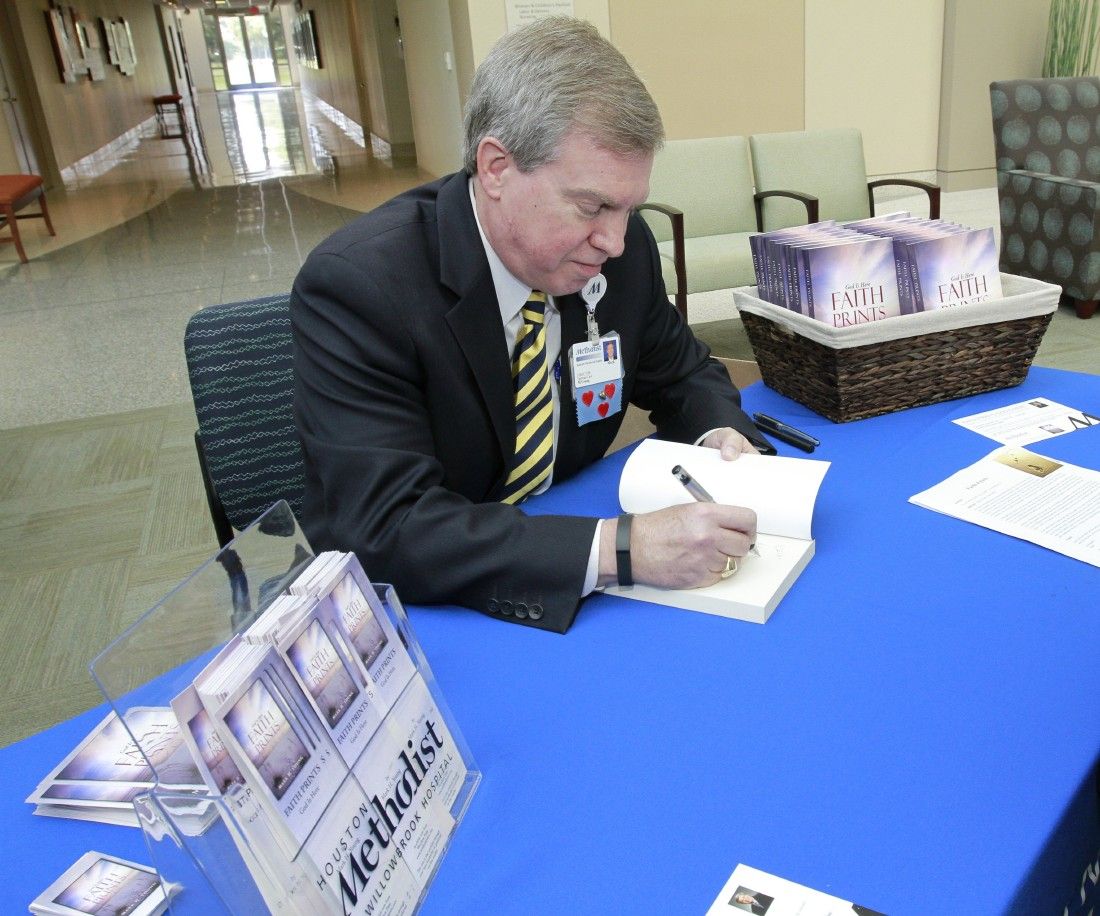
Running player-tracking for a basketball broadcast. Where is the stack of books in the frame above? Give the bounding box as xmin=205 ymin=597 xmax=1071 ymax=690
xmin=750 ymin=213 xmax=1002 ymax=326
xmin=26 ymin=707 xmax=205 ymax=827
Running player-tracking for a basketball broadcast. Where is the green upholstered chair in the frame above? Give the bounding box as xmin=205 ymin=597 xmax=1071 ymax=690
xmin=637 ymin=136 xmax=760 ymax=320
xmin=184 ymin=293 xmax=306 ymax=547
xmin=991 ymin=77 xmax=1100 ymax=319
xmin=749 ymin=127 xmax=940 ymax=232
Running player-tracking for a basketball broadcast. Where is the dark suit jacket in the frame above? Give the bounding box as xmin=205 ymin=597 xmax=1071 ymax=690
xmin=291 ymin=171 xmax=763 ymax=633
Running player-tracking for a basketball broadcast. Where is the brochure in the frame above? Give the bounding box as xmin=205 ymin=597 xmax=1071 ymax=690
xmin=705 ymin=863 xmax=886 ymax=915
xmin=951 ymin=397 xmax=1100 ymax=446
xmin=30 ymin=851 xmax=175 ymax=916
xmin=603 ymin=440 xmax=829 ymax=623
xmin=910 ymin=446 xmax=1100 ymax=567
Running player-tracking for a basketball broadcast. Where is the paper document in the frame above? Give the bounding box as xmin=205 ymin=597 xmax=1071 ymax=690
xmin=910 ymin=446 xmax=1100 ymax=567
xmin=705 ymin=863 xmax=886 ymax=915
xmin=952 ymin=397 xmax=1100 ymax=446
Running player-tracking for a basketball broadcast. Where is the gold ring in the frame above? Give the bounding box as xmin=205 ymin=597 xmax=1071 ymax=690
xmin=721 ymin=556 xmax=738 ymax=579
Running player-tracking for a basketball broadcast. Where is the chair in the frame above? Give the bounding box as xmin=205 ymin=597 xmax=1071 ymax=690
xmin=0 ymin=174 xmax=56 ymax=264
xmin=991 ymin=77 xmax=1100 ymax=319
xmin=153 ymin=93 xmax=186 ymax=139
xmin=637 ymin=137 xmax=761 ymax=320
xmin=749 ymin=127 xmax=940 ymax=232
xmin=184 ymin=293 xmax=306 ymax=548
xmin=606 ymin=357 xmax=762 ymax=454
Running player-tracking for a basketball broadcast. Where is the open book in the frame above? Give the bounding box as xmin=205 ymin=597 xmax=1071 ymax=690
xmin=603 ymin=440 xmax=829 ymax=623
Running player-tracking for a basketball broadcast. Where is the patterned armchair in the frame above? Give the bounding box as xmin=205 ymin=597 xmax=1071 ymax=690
xmin=991 ymin=77 xmax=1100 ymax=318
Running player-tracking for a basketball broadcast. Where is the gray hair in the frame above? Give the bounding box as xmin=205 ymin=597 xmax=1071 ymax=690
xmin=462 ymin=17 xmax=664 ymax=175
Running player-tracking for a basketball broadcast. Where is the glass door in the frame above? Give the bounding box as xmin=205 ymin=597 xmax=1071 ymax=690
xmin=218 ymin=14 xmax=276 ymax=89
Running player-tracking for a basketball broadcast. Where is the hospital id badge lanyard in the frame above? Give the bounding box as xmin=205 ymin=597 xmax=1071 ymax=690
xmin=568 ymin=274 xmax=623 ymax=426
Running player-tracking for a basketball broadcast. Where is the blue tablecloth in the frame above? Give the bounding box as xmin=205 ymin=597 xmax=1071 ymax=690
xmin=3 ymin=367 xmax=1098 ymax=915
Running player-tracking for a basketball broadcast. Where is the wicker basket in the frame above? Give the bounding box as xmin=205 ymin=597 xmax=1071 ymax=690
xmin=733 ymin=274 xmax=1060 ymax=423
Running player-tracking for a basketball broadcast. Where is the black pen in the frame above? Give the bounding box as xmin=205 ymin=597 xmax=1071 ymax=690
xmin=671 ymin=465 xmax=759 ymax=556
xmin=752 ymin=413 xmax=819 ymax=453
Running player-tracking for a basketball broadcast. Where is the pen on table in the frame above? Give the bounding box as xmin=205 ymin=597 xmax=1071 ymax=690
xmin=670 ymin=465 xmax=759 ymax=556
xmin=752 ymin=413 xmax=819 ymax=453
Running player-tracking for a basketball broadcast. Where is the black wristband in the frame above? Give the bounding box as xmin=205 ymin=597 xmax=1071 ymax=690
xmin=615 ymin=513 xmax=633 ymax=588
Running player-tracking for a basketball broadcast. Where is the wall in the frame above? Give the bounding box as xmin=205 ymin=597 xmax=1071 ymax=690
xmin=805 ymin=0 xmax=944 ymax=178
xmin=937 ymin=0 xmax=1051 ymax=189
xmin=396 ymin=0 xmax=463 ymax=176
xmin=176 ymin=8 xmax=214 ymax=94
xmin=609 ymin=0 xmax=804 ymax=140
xmin=297 ymin=0 xmax=366 ymax=129
xmin=13 ymin=0 xmax=171 ymax=174
xmin=359 ymin=0 xmax=415 ymax=152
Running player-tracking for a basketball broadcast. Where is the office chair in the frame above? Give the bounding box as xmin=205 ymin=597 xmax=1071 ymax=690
xmin=184 ymin=293 xmax=306 ymax=548
xmin=749 ymin=127 xmax=940 ymax=231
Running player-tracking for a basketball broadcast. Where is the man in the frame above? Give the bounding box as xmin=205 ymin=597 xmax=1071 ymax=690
xmin=291 ymin=17 xmax=766 ymax=633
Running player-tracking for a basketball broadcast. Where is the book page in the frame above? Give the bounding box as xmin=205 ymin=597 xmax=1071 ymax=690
xmin=618 ymin=440 xmax=829 ymax=540
xmin=910 ymin=446 xmax=1100 ymax=566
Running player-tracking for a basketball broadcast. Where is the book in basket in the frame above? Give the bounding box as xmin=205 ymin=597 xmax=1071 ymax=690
xmin=603 ymin=440 xmax=829 ymax=623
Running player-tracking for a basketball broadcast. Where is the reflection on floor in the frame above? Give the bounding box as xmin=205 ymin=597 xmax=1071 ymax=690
xmin=0 ymin=88 xmax=1097 ymax=748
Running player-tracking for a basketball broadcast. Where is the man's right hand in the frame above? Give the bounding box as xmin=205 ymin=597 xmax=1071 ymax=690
xmin=598 ymin=503 xmax=757 ymax=589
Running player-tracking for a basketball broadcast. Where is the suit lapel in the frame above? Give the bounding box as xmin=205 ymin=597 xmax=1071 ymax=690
xmin=437 ymin=174 xmax=515 ymax=466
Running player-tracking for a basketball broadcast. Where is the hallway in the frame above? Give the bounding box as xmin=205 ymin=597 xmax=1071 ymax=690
xmin=1 ymin=88 xmax=428 ymax=429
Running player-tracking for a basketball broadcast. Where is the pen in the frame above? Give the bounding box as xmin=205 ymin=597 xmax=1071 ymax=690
xmin=671 ymin=465 xmax=759 ymax=557
xmin=752 ymin=413 xmax=819 ymax=453
xmin=671 ymin=464 xmax=715 ymax=503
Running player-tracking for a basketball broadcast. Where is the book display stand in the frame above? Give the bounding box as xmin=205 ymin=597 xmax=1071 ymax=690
xmin=89 ymin=501 xmax=481 ymax=914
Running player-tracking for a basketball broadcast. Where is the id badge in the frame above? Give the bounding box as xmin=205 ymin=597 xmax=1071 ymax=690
xmin=570 ymin=332 xmax=623 ymax=425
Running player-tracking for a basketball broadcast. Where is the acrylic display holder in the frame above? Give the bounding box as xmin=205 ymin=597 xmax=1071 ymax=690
xmin=90 ymin=501 xmax=481 ymax=914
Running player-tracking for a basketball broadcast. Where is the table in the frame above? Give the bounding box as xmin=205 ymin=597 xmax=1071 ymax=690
xmin=3 ymin=366 xmax=1098 ymax=915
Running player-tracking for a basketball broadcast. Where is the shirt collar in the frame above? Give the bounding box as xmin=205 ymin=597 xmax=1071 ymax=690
xmin=468 ymin=178 xmax=554 ymax=325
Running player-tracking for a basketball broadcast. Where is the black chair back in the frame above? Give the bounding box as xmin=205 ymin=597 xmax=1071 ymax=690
xmin=184 ymin=293 xmax=305 ymax=546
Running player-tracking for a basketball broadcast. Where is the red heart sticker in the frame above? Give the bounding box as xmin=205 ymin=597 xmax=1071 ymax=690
xmin=581 ymin=390 xmax=594 ymax=406
xmin=598 ymin=402 xmax=609 ymax=417
xmin=603 ymin=383 xmax=616 ymax=398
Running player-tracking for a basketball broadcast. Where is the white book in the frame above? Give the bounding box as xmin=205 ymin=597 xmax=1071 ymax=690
xmin=603 ymin=440 xmax=829 ymax=623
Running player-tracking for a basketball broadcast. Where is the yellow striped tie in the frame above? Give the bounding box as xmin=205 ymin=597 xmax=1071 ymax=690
xmin=500 ymin=292 xmax=554 ymax=504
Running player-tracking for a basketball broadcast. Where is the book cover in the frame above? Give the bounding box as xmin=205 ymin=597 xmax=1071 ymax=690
xmin=908 ymin=227 xmax=1003 ymax=310
xmin=603 ymin=440 xmax=829 ymax=624
xmin=802 ymin=236 xmax=901 ymax=327
xmin=30 ymin=851 xmax=173 ymax=916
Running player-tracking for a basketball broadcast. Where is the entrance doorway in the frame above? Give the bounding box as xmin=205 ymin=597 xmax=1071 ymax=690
xmin=217 ymin=14 xmax=277 ymax=89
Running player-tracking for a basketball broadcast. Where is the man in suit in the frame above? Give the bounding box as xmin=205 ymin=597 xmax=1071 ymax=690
xmin=291 ymin=17 xmax=766 ymax=633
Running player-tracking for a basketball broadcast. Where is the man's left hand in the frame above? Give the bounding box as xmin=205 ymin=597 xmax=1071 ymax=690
xmin=700 ymin=427 xmax=758 ymax=460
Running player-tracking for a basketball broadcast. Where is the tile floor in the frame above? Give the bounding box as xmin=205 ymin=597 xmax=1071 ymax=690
xmin=0 ymin=88 xmax=1096 ymax=747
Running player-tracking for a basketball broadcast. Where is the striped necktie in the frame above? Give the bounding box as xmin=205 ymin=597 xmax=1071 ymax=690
xmin=500 ymin=292 xmax=554 ymax=504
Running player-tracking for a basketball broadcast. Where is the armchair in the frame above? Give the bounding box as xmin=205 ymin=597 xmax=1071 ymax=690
xmin=991 ymin=77 xmax=1100 ymax=319
xmin=748 ymin=127 xmax=940 ymax=232
xmin=636 ymin=136 xmax=760 ymax=320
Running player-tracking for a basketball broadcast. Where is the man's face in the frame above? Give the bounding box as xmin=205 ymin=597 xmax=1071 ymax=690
xmin=476 ymin=130 xmax=653 ymax=296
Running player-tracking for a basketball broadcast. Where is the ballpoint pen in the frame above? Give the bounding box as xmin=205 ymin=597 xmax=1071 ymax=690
xmin=670 ymin=465 xmax=759 ymax=561
xmin=752 ymin=413 xmax=820 ymax=453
